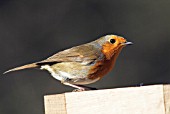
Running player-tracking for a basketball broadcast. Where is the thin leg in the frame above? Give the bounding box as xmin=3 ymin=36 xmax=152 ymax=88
xmin=63 ymin=82 xmax=97 ymax=92
xmin=63 ymin=82 xmax=86 ymax=91
xmin=76 ymin=85 xmax=97 ymax=90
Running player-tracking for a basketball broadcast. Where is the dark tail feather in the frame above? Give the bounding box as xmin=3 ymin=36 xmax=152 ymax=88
xmin=3 ymin=63 xmax=38 ymax=74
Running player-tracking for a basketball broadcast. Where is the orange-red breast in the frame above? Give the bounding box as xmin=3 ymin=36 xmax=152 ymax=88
xmin=4 ymin=35 xmax=132 ymax=91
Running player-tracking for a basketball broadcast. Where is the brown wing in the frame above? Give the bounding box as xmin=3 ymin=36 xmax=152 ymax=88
xmin=4 ymin=43 xmax=102 ymax=74
xmin=37 ymin=43 xmax=102 ymax=65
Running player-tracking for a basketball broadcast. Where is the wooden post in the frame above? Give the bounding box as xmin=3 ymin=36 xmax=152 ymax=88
xmin=44 ymin=84 xmax=170 ymax=114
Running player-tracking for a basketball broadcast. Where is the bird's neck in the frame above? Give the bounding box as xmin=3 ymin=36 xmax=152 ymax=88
xmin=105 ymin=46 xmax=124 ymax=73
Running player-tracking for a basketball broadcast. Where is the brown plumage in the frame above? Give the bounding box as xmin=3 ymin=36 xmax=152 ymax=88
xmin=4 ymin=35 xmax=132 ymax=91
xmin=4 ymin=63 xmax=38 ymax=74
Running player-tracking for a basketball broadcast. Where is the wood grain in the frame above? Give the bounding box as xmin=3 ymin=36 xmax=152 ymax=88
xmin=44 ymin=94 xmax=67 ymax=114
xmin=44 ymin=85 xmax=170 ymax=114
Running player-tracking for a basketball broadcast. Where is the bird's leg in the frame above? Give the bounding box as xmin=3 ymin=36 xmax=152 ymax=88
xmin=63 ymin=82 xmax=86 ymax=92
xmin=76 ymin=85 xmax=98 ymax=90
xmin=63 ymin=82 xmax=97 ymax=92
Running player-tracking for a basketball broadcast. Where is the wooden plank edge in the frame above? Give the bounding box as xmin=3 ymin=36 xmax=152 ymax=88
xmin=44 ymin=94 xmax=67 ymax=114
xmin=163 ymin=85 xmax=170 ymax=114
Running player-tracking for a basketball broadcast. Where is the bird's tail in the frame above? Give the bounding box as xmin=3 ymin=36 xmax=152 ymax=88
xmin=3 ymin=63 xmax=38 ymax=74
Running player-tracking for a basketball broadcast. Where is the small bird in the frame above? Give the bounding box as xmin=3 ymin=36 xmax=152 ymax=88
xmin=4 ymin=35 xmax=132 ymax=91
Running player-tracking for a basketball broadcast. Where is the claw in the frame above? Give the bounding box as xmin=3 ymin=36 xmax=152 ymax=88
xmin=72 ymin=88 xmax=85 ymax=92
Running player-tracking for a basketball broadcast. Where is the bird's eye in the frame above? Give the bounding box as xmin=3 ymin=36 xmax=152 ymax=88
xmin=110 ymin=39 xmax=116 ymax=44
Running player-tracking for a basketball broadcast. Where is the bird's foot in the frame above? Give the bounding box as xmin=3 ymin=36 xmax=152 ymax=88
xmin=72 ymin=88 xmax=85 ymax=92
xmin=63 ymin=82 xmax=97 ymax=92
xmin=72 ymin=85 xmax=97 ymax=92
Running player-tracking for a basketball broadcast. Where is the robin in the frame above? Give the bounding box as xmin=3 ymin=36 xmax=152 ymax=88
xmin=4 ymin=35 xmax=132 ymax=91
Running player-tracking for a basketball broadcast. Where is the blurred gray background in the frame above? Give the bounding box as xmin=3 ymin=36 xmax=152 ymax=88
xmin=0 ymin=0 xmax=170 ymax=114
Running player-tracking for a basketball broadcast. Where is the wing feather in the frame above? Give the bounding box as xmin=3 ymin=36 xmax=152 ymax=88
xmin=37 ymin=43 xmax=102 ymax=65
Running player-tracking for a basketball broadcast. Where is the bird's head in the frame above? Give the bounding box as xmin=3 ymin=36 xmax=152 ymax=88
xmin=97 ymin=35 xmax=132 ymax=60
